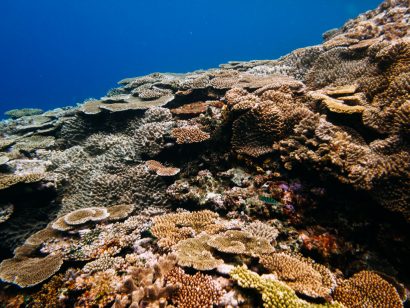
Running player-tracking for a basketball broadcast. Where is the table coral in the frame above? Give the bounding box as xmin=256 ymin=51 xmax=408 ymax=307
xmin=0 ymin=254 xmax=63 ymax=288
xmin=259 ymin=252 xmax=336 ymax=299
xmin=207 ymin=230 xmax=274 ymax=257
xmin=230 ymin=266 xmax=343 ymax=308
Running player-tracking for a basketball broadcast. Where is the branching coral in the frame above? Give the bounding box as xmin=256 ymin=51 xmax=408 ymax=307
xmin=259 ymin=252 xmax=336 ymax=299
xmin=171 ymin=126 xmax=210 ymax=144
xmin=333 ymin=270 xmax=403 ymax=308
xmin=230 ymin=266 xmax=343 ymax=308
xmin=165 ymin=267 xmax=224 ymax=308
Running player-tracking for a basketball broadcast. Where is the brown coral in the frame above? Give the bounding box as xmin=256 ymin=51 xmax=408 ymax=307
xmin=207 ymin=230 xmax=274 ymax=257
xmin=165 ymin=267 xmax=224 ymax=308
xmin=333 ymin=270 xmax=403 ymax=308
xmin=173 ymin=234 xmax=224 ymax=271
xmin=0 ymin=173 xmax=45 ymax=190
xmin=259 ymin=252 xmax=336 ymax=299
xmin=0 ymin=254 xmax=63 ymax=287
xmin=146 ymin=160 xmax=181 ymax=177
xmin=171 ymin=126 xmax=210 ymax=144
xmin=151 ymin=210 xmax=223 ymax=249
xmin=64 ymin=207 xmax=109 ymax=225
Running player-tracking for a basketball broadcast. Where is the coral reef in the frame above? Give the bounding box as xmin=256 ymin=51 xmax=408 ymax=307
xmin=0 ymin=1 xmax=409 ymax=306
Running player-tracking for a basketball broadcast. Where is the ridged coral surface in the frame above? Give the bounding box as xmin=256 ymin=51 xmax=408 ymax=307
xmin=0 ymin=0 xmax=408 ymax=306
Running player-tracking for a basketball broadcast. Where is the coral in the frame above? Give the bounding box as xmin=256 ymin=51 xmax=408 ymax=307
xmin=170 ymin=101 xmax=222 ymax=116
xmin=165 ymin=267 xmax=224 ymax=308
xmin=207 ymin=230 xmax=274 ymax=257
xmin=0 ymin=254 xmax=63 ymax=287
xmin=0 ymin=173 xmax=45 ymax=190
xmin=259 ymin=252 xmax=336 ymax=299
xmin=5 ymin=108 xmax=43 ymax=119
xmin=75 ymin=269 xmax=123 ymax=307
xmin=151 ymin=210 xmax=224 ymax=249
xmin=63 ymin=207 xmax=109 ymax=225
xmin=171 ymin=126 xmax=210 ymax=144
xmin=79 ymin=93 xmax=175 ymax=114
xmin=120 ymin=254 xmax=178 ymax=307
xmin=230 ymin=266 xmax=343 ymax=308
xmin=173 ymin=234 xmax=224 ymax=270
xmin=107 ymin=204 xmax=135 ymax=221
xmin=333 ymin=270 xmax=403 ymax=308
xmin=146 ymin=160 xmax=181 ymax=177
xmin=12 ymin=135 xmax=55 ymax=152
xmin=83 ymin=255 xmax=126 ymax=274
xmin=0 ymin=203 xmax=14 ymax=224
xmin=243 ymin=220 xmax=279 ymax=244
xmin=42 ymin=214 xmax=151 ymax=261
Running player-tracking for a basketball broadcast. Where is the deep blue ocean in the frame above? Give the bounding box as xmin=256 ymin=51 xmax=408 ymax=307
xmin=0 ymin=0 xmax=381 ymax=118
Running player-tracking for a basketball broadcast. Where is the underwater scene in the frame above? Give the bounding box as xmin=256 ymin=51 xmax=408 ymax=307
xmin=0 ymin=0 xmax=409 ymax=307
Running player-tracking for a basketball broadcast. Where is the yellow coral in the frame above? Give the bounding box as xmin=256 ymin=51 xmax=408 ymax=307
xmin=259 ymin=252 xmax=336 ymax=299
xmin=230 ymin=266 xmax=343 ymax=308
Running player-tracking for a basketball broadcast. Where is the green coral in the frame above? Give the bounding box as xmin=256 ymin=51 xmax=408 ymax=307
xmin=230 ymin=266 xmax=344 ymax=308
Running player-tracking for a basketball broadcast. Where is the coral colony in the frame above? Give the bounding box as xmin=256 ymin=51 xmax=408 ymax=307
xmin=0 ymin=1 xmax=409 ymax=307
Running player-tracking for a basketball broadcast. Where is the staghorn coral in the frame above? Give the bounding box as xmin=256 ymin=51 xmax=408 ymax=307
xmin=165 ymin=267 xmax=224 ymax=308
xmin=230 ymin=266 xmax=343 ymax=308
xmin=146 ymin=160 xmax=181 ymax=177
xmin=207 ymin=230 xmax=274 ymax=257
xmin=173 ymin=234 xmax=224 ymax=271
xmin=259 ymin=252 xmax=336 ymax=299
xmin=333 ymin=270 xmax=403 ymax=308
xmin=0 ymin=254 xmax=63 ymax=288
xmin=171 ymin=126 xmax=210 ymax=144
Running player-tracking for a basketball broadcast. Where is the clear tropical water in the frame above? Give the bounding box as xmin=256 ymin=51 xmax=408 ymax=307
xmin=0 ymin=0 xmax=381 ymax=118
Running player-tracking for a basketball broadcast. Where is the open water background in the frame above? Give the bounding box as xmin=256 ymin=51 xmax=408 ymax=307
xmin=0 ymin=0 xmax=381 ymax=118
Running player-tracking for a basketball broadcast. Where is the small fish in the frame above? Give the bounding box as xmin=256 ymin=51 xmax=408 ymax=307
xmin=258 ymin=195 xmax=281 ymax=205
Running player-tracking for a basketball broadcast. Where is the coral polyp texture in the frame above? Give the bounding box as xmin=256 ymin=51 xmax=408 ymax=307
xmin=0 ymin=1 xmax=409 ymax=306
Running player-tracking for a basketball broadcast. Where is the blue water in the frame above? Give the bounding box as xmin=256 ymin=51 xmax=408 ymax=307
xmin=0 ymin=0 xmax=381 ymax=118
